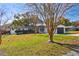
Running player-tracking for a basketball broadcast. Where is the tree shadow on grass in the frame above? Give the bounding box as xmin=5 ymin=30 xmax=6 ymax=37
xmin=54 ymin=41 xmax=79 ymax=53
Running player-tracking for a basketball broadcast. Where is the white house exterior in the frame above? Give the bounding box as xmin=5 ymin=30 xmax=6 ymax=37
xmin=9 ymin=23 xmax=77 ymax=34
xmin=65 ymin=26 xmax=76 ymax=31
xmin=36 ymin=23 xmax=47 ymax=33
xmin=36 ymin=24 xmax=66 ymax=34
xmin=10 ymin=29 xmax=16 ymax=34
xmin=12 ymin=24 xmax=66 ymax=34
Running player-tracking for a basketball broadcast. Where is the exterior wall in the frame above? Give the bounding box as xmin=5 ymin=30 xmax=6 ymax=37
xmin=38 ymin=26 xmax=47 ymax=33
xmin=55 ymin=29 xmax=57 ymax=34
xmin=11 ymin=24 xmax=67 ymax=34
xmin=44 ymin=27 xmax=47 ymax=33
xmin=65 ymin=26 xmax=76 ymax=31
xmin=10 ymin=29 xmax=16 ymax=34
xmin=38 ymin=25 xmax=66 ymax=34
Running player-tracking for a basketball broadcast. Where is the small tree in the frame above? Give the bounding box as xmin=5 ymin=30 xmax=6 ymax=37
xmin=0 ymin=9 xmax=10 ymax=44
xmin=27 ymin=3 xmax=75 ymax=43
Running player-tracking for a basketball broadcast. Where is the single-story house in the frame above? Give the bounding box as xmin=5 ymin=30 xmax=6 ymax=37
xmin=10 ymin=24 xmax=66 ymax=34
xmin=65 ymin=26 xmax=76 ymax=31
xmin=2 ymin=23 xmax=77 ymax=34
xmin=10 ymin=23 xmax=47 ymax=34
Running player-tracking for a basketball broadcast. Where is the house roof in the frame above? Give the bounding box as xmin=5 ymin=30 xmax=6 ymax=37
xmin=36 ymin=23 xmax=46 ymax=26
xmin=65 ymin=26 xmax=75 ymax=28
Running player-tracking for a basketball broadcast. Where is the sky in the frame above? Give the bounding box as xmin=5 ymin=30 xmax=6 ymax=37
xmin=0 ymin=3 xmax=79 ymax=24
xmin=64 ymin=4 xmax=79 ymax=21
xmin=0 ymin=3 xmax=26 ymax=24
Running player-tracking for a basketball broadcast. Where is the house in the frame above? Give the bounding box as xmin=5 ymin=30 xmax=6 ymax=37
xmin=65 ymin=26 xmax=76 ymax=31
xmin=2 ymin=22 xmax=77 ymax=35
xmin=13 ymin=23 xmax=47 ymax=34
xmin=36 ymin=24 xmax=77 ymax=34
xmin=9 ymin=24 xmax=66 ymax=34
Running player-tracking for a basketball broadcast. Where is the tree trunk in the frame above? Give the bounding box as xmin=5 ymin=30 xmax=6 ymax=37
xmin=47 ymin=26 xmax=55 ymax=43
xmin=0 ymin=31 xmax=2 ymax=44
xmin=48 ymin=33 xmax=54 ymax=43
xmin=45 ymin=19 xmax=54 ymax=43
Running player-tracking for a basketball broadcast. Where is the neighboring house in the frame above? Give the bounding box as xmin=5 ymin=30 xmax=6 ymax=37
xmin=1 ymin=24 xmax=11 ymax=34
xmin=56 ymin=25 xmax=77 ymax=34
xmin=65 ymin=26 xmax=76 ymax=31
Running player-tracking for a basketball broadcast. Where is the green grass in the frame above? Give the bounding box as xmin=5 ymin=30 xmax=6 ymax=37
xmin=0 ymin=34 xmax=79 ymax=56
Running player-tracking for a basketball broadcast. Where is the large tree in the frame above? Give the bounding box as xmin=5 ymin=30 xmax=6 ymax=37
xmin=27 ymin=3 xmax=75 ymax=43
xmin=12 ymin=13 xmax=30 ymax=28
xmin=13 ymin=12 xmax=41 ymax=33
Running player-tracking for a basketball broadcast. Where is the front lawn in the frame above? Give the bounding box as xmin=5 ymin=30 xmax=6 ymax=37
xmin=0 ymin=34 xmax=79 ymax=56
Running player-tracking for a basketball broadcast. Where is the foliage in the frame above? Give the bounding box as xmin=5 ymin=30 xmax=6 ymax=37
xmin=73 ymin=21 xmax=79 ymax=26
xmin=12 ymin=13 xmax=42 ymax=33
xmin=12 ymin=18 xmax=29 ymax=28
xmin=59 ymin=17 xmax=72 ymax=26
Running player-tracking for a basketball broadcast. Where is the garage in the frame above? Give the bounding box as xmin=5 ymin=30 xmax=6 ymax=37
xmin=56 ymin=25 xmax=65 ymax=34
